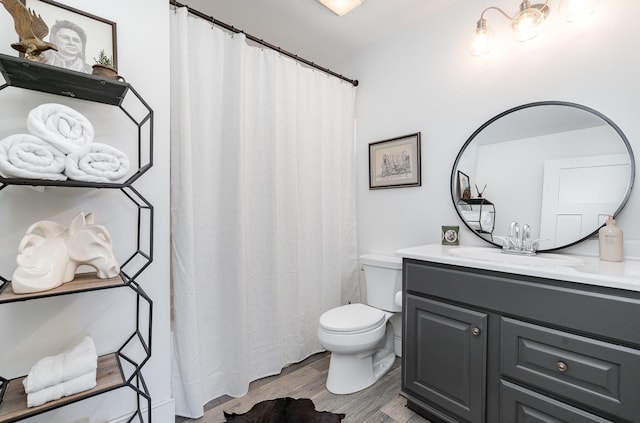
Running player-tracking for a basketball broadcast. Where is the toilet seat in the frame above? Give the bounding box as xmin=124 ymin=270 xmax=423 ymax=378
xmin=319 ymin=303 xmax=386 ymax=334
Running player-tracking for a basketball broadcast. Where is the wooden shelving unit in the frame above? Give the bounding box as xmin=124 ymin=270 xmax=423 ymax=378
xmin=0 ymin=54 xmax=154 ymax=422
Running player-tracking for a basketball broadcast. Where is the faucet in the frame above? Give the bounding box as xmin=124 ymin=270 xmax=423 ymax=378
xmin=521 ymin=224 xmax=531 ymax=249
xmin=497 ymin=221 xmax=540 ymax=255
xmin=510 ymin=221 xmax=520 ymax=248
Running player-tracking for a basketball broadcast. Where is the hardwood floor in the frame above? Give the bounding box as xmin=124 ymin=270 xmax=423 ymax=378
xmin=175 ymin=352 xmax=431 ymax=422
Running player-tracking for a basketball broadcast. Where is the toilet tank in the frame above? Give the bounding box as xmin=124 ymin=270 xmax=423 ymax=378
xmin=360 ymin=254 xmax=402 ymax=312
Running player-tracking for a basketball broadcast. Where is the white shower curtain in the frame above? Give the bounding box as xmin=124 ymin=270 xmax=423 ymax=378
xmin=169 ymin=8 xmax=359 ymax=418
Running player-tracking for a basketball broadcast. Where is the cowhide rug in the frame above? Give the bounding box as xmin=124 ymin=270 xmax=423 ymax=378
xmin=224 ymin=397 xmax=345 ymax=423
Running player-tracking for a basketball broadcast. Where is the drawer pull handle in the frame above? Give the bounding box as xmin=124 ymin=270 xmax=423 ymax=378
xmin=556 ymin=361 xmax=568 ymax=372
xmin=472 ymin=327 xmax=481 ymax=336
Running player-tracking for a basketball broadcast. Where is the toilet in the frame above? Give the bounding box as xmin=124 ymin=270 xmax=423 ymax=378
xmin=317 ymin=253 xmax=403 ymax=394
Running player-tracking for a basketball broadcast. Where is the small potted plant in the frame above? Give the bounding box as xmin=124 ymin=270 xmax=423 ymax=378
xmin=92 ymin=50 xmax=123 ymax=81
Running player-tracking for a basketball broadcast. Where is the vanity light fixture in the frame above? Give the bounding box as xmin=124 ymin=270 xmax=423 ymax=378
xmin=316 ymin=0 xmax=365 ymax=16
xmin=469 ymin=0 xmax=598 ymax=56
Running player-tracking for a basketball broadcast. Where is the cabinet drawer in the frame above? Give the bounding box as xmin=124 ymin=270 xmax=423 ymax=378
xmin=500 ymin=380 xmax=614 ymax=423
xmin=501 ymin=317 xmax=640 ymax=422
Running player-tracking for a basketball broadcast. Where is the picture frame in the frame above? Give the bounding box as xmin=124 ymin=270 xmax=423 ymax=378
xmin=21 ymin=0 xmax=118 ymax=74
xmin=369 ymin=132 xmax=421 ymax=189
xmin=457 ymin=170 xmax=471 ymax=200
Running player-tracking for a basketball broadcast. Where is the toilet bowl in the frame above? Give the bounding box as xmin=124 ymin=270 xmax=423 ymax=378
xmin=317 ymin=254 xmax=402 ymax=394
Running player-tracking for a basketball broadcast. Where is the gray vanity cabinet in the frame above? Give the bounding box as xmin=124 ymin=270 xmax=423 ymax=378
xmin=401 ymin=258 xmax=640 ymax=423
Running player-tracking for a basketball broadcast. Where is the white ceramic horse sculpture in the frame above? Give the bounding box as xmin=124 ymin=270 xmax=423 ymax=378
xmin=12 ymin=212 xmax=120 ymax=294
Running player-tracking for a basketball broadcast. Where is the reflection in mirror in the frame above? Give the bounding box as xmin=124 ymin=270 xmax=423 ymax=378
xmin=451 ymin=101 xmax=635 ymax=252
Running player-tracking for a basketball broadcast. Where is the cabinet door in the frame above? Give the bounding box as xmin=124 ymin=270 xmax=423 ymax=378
xmin=404 ymin=294 xmax=487 ymax=423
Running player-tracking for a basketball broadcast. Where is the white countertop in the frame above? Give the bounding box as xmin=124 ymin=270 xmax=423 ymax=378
xmin=396 ymin=244 xmax=640 ymax=293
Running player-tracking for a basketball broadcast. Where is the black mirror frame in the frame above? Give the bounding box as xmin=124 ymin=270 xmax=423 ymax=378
xmin=450 ymin=101 xmax=636 ymax=252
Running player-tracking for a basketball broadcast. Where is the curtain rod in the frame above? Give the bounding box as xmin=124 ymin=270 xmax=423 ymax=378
xmin=169 ymin=0 xmax=359 ymax=87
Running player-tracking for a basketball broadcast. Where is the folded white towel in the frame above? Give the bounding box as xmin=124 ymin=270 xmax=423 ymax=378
xmin=461 ymin=210 xmax=494 ymax=232
xmin=65 ymin=142 xmax=130 ymax=183
xmin=27 ymin=103 xmax=95 ymax=154
xmin=0 ymin=134 xmax=67 ymax=180
xmin=22 ymin=336 xmax=98 ymax=394
xmin=26 ymin=369 xmax=97 ymax=408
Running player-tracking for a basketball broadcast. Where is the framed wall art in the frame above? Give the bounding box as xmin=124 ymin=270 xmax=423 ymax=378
xmin=22 ymin=0 xmax=118 ymax=73
xmin=457 ymin=170 xmax=471 ymax=200
xmin=369 ymin=132 xmax=421 ymax=189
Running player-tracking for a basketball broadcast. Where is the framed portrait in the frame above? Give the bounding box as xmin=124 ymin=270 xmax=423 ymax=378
xmin=369 ymin=132 xmax=421 ymax=189
xmin=457 ymin=170 xmax=470 ymax=200
xmin=21 ymin=0 xmax=118 ymax=74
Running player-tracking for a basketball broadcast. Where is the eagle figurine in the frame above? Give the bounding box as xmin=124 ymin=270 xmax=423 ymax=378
xmin=0 ymin=0 xmax=57 ymax=58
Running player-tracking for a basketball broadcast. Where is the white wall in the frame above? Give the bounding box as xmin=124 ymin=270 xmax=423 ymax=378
xmin=0 ymin=1 xmax=172 ymax=422
xmin=346 ymin=0 xmax=639 ymax=259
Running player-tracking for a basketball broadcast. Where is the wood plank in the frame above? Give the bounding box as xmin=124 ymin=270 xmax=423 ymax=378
xmin=0 ymin=273 xmax=125 ymax=304
xmin=0 ymin=353 xmax=124 ymax=423
xmin=381 ymin=395 xmax=421 ymax=423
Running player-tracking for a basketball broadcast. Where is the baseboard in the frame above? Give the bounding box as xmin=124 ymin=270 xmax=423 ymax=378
xmin=107 ymin=398 xmax=176 ymax=423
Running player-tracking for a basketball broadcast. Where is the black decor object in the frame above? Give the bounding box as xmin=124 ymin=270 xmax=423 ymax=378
xmin=224 ymin=397 xmax=345 ymax=423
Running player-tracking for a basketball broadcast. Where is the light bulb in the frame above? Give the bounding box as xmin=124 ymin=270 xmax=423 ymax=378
xmin=560 ymin=0 xmax=598 ymax=22
xmin=511 ymin=6 xmax=544 ymax=41
xmin=469 ymin=19 xmax=495 ymax=56
xmin=469 ymin=28 xmax=495 ymax=56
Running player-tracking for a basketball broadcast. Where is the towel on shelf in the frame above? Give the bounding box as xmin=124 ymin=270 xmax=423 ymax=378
xmin=26 ymin=369 xmax=97 ymax=408
xmin=27 ymin=103 xmax=95 ymax=154
xmin=0 ymin=134 xmax=67 ymax=180
xmin=461 ymin=210 xmax=494 ymax=231
xmin=64 ymin=142 xmax=130 ymax=183
xmin=22 ymin=336 xmax=98 ymax=394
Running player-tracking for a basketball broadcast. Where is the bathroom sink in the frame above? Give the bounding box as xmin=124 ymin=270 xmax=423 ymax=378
xmin=447 ymin=247 xmax=585 ymax=268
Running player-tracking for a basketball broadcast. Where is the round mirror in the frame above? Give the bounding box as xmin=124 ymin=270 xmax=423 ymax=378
xmin=451 ymin=101 xmax=635 ymax=252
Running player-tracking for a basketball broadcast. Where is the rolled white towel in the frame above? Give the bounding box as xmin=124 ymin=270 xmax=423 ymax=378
xmin=65 ymin=142 xmax=130 ymax=183
xmin=0 ymin=134 xmax=66 ymax=180
xmin=27 ymin=103 xmax=95 ymax=154
xmin=26 ymin=369 xmax=97 ymax=408
xmin=22 ymin=336 xmax=98 ymax=394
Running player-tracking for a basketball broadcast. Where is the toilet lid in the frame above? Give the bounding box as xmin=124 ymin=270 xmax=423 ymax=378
xmin=319 ymin=303 xmax=386 ymax=333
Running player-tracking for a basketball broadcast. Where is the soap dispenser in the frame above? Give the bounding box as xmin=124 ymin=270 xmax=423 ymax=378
xmin=599 ymin=216 xmax=624 ymax=262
